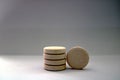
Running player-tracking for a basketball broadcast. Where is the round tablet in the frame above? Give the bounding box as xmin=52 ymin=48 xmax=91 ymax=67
xmin=44 ymin=64 xmax=66 ymax=71
xmin=44 ymin=46 xmax=66 ymax=54
xmin=44 ymin=53 xmax=66 ymax=60
xmin=67 ymin=46 xmax=89 ymax=69
xmin=45 ymin=59 xmax=66 ymax=65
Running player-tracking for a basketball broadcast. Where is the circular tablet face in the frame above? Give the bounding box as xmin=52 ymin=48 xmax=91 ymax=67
xmin=67 ymin=46 xmax=89 ymax=69
xmin=44 ymin=46 xmax=66 ymax=50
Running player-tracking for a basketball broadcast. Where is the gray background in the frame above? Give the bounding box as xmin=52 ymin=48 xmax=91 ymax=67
xmin=0 ymin=0 xmax=119 ymax=55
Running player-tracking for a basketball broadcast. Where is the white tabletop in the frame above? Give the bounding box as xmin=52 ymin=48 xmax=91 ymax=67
xmin=0 ymin=55 xmax=120 ymax=80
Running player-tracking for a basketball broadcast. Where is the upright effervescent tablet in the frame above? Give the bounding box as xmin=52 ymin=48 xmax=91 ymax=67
xmin=67 ymin=46 xmax=89 ymax=69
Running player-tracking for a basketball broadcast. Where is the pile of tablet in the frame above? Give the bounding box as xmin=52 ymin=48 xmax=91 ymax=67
xmin=43 ymin=46 xmax=89 ymax=71
xmin=43 ymin=46 xmax=66 ymax=71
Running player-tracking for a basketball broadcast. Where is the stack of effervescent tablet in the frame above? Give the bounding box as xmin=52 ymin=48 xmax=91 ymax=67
xmin=43 ymin=46 xmax=89 ymax=71
xmin=44 ymin=46 xmax=66 ymax=71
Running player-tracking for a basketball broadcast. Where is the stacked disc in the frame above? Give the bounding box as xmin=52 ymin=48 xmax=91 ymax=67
xmin=43 ymin=46 xmax=66 ymax=71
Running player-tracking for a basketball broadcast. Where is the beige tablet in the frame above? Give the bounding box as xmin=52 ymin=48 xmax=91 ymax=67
xmin=44 ymin=53 xmax=66 ymax=60
xmin=44 ymin=46 xmax=66 ymax=54
xmin=67 ymin=46 xmax=89 ymax=69
xmin=44 ymin=64 xmax=66 ymax=71
xmin=45 ymin=59 xmax=66 ymax=65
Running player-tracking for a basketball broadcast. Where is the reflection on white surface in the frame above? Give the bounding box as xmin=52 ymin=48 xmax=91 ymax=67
xmin=0 ymin=57 xmax=15 ymax=74
xmin=0 ymin=55 xmax=120 ymax=80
